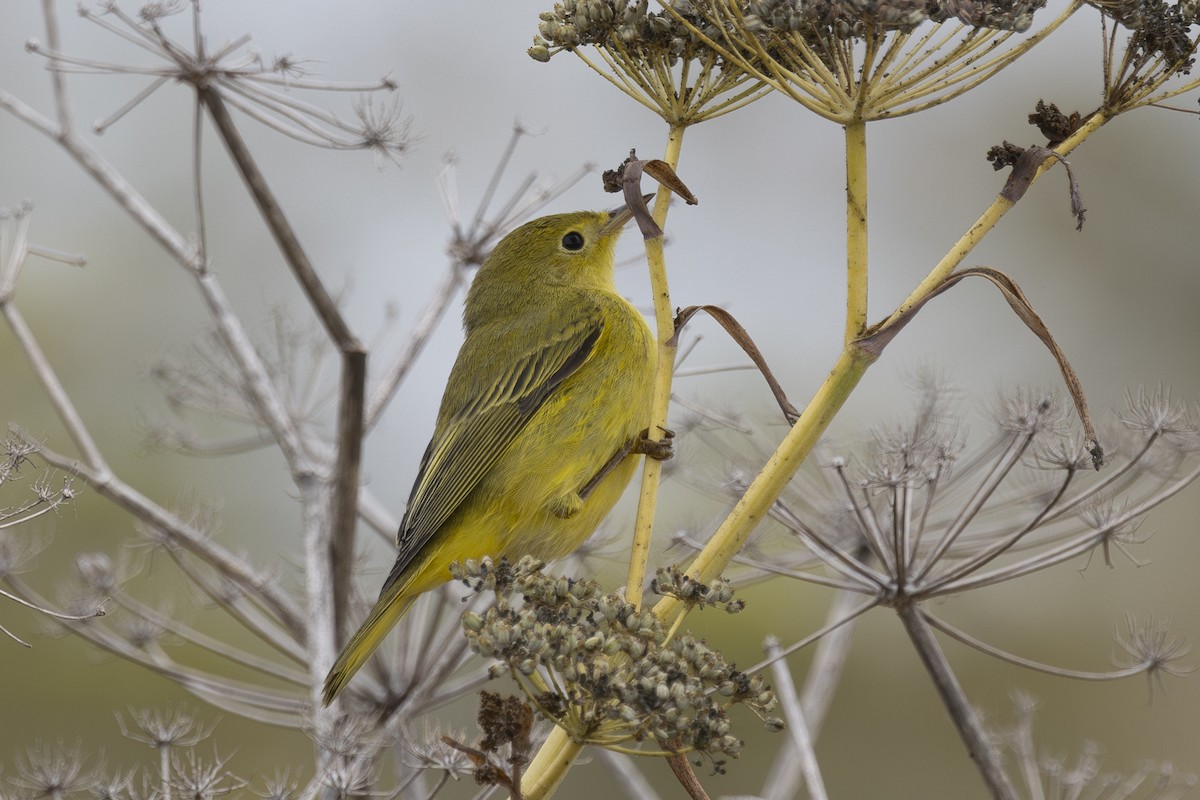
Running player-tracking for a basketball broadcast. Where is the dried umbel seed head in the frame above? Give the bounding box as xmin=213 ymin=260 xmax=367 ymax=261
xmin=1089 ymin=0 xmax=1200 ymax=67
xmin=454 ymin=557 xmax=778 ymax=766
xmin=75 ymin=552 xmax=117 ymax=593
xmin=652 ymin=566 xmax=745 ymax=612
xmin=739 ymin=0 xmax=1048 ymax=39
xmin=531 ymin=0 xmax=712 ymax=62
xmin=529 ymin=1 xmax=769 ymax=124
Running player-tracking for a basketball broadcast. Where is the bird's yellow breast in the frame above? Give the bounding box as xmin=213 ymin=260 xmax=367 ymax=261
xmin=475 ymin=291 xmax=655 ymax=560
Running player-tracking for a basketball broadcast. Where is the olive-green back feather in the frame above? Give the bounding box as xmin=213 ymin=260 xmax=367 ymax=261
xmin=323 ymin=210 xmax=630 ymax=705
xmin=380 ymin=312 xmax=602 ymax=595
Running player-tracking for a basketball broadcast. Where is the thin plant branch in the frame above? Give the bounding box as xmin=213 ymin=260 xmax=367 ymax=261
xmin=897 ymin=603 xmax=1018 ymax=800
xmin=197 ymin=88 xmax=366 ymax=659
xmin=765 ymin=636 xmax=829 ymax=800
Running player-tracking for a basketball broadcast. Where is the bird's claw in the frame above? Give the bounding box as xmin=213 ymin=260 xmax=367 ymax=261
xmin=634 ymin=427 xmax=675 ymax=461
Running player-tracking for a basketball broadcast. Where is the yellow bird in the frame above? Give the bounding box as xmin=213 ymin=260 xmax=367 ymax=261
xmin=323 ymin=207 xmax=658 ymax=704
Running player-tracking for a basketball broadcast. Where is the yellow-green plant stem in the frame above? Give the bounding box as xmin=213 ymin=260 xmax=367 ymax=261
xmin=885 ymin=111 xmax=1107 ymax=327
xmin=521 ymin=86 xmax=1108 ymax=800
xmin=652 ymin=343 xmax=875 ymax=624
xmin=522 ymin=124 xmax=687 ymax=800
xmin=652 ymin=110 xmax=1109 ymax=630
xmin=520 ymin=732 xmax=583 ymax=800
xmin=845 ymin=120 xmax=868 ymax=343
xmin=626 ymin=122 xmax=686 ymax=610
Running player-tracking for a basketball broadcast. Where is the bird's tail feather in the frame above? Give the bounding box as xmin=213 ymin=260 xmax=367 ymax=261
xmin=322 ymin=586 xmax=417 ymax=705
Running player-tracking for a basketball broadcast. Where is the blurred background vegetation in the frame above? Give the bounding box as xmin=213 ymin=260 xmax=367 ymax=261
xmin=2 ymin=1 xmax=1198 ymax=797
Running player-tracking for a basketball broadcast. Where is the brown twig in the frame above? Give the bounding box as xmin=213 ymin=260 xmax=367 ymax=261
xmin=663 ymin=739 xmax=711 ymax=800
xmin=198 ymin=87 xmax=366 ymax=641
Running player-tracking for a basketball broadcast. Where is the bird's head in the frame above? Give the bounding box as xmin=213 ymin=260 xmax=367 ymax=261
xmin=475 ymin=208 xmax=635 ymax=293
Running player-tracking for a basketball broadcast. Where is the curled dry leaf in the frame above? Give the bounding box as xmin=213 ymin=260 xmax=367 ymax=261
xmin=604 ymin=149 xmax=698 ymax=239
xmin=672 ymin=304 xmax=801 ymax=426
xmin=860 ymin=267 xmax=1103 ymax=468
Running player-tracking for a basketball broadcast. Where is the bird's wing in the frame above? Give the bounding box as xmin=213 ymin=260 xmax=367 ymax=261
xmin=379 ymin=310 xmax=603 ymax=594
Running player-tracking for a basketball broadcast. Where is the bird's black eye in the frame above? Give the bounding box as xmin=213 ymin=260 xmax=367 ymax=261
xmin=561 ymin=231 xmax=585 ymax=251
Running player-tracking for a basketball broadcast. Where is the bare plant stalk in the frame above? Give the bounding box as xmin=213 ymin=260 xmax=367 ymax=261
xmin=761 ymin=586 xmax=863 ymax=799
xmin=626 ymin=121 xmax=687 ymax=609
xmin=844 ymin=120 xmax=868 ymax=343
xmin=198 ymin=88 xmax=366 ymax=660
xmin=766 ymin=636 xmax=829 ymax=800
xmin=1 ymin=6 xmax=314 ymax=475
xmin=897 ymin=604 xmax=1017 ymax=800
xmin=0 ymin=302 xmax=108 ymax=473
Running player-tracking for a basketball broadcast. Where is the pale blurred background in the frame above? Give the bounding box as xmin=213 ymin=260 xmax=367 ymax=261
xmin=2 ymin=1 xmax=1199 ymax=797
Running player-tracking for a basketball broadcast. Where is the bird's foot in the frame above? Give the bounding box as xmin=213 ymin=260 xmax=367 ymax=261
xmin=633 ymin=427 xmax=675 ymax=461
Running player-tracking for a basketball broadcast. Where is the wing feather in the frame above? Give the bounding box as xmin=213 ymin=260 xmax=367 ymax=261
xmin=378 ymin=311 xmax=603 ymax=595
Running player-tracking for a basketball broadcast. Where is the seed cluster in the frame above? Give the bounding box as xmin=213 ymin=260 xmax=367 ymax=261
xmin=452 ymin=557 xmax=780 ymax=769
xmin=740 ymin=0 xmax=1048 ymax=38
xmin=1096 ymin=0 xmax=1200 ymax=71
xmin=529 ymin=0 xmax=712 ymax=62
xmin=651 ymin=565 xmax=745 ymax=613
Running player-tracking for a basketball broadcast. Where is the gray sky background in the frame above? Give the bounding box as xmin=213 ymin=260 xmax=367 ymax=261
xmin=2 ymin=1 xmax=1199 ymax=796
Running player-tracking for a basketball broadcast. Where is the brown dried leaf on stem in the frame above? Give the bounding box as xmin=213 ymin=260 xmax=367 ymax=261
xmin=860 ymin=267 xmax=1103 ymax=468
xmin=603 ymin=149 xmax=698 ymax=239
xmin=672 ymin=305 xmax=802 ymax=425
xmin=664 ymin=737 xmax=712 ymax=800
xmin=986 ymin=143 xmax=1087 ymax=229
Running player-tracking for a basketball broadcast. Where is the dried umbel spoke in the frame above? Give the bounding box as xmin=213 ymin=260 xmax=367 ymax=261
xmin=146 ymin=309 xmax=338 ymax=453
xmin=705 ymin=383 xmax=1200 ymax=602
xmin=1004 ymin=693 xmax=1198 ymax=799
xmin=24 ymin=2 xmax=407 ymax=159
xmin=684 ymin=380 xmax=1198 ymax=700
xmin=672 ymin=0 xmax=1080 ymax=121
xmin=1 ymin=204 xmax=87 ymax=303
xmin=529 ymin=0 xmax=770 ymax=124
xmin=0 ymin=430 xmax=78 ymax=534
xmin=452 ymin=556 xmax=780 ymax=772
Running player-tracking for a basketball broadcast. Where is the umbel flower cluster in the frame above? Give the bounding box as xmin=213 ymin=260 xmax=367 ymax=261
xmin=451 ymin=556 xmax=780 ymax=771
xmin=530 ymin=0 xmax=1051 ymax=59
xmin=737 ymin=0 xmax=1049 ymax=37
xmin=1091 ymin=0 xmax=1200 ymax=68
xmin=677 ymin=379 xmax=1200 ymax=698
xmin=529 ymin=0 xmax=714 ymax=62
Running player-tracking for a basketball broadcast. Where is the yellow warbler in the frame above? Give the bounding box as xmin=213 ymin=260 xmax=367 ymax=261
xmin=323 ymin=208 xmax=658 ymax=704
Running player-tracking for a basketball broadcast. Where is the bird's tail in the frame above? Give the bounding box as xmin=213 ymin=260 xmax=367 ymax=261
xmin=322 ymin=584 xmax=417 ymax=705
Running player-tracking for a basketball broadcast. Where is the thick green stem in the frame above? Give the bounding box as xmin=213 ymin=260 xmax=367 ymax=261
xmin=522 ymin=123 xmax=687 ymax=800
xmin=845 ymin=120 xmax=868 ymax=343
xmin=626 ymin=122 xmax=686 ymax=610
xmin=653 ymin=343 xmax=875 ymax=627
xmin=521 ymin=75 xmax=1111 ymax=800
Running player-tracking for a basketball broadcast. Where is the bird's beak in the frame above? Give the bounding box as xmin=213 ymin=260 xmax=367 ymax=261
xmin=602 ymin=193 xmax=656 ymax=236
